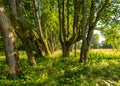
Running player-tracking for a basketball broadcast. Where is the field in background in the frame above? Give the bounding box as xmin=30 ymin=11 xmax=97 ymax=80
xmin=0 ymin=49 xmax=120 ymax=85
xmin=91 ymin=49 xmax=114 ymax=51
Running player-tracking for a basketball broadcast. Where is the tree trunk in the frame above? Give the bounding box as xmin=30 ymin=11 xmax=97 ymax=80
xmin=7 ymin=0 xmax=37 ymax=66
xmin=62 ymin=43 xmax=70 ymax=57
xmin=79 ymin=0 xmax=88 ymax=63
xmin=80 ymin=40 xmax=88 ymax=63
xmin=33 ymin=0 xmax=51 ymax=56
xmin=74 ymin=43 xmax=77 ymax=57
xmin=15 ymin=30 xmax=37 ymax=66
xmin=29 ymin=32 xmax=43 ymax=57
xmin=58 ymin=0 xmax=82 ymax=57
xmin=12 ymin=31 xmax=22 ymax=77
xmin=0 ymin=10 xmax=22 ymax=79
xmin=42 ymin=39 xmax=51 ymax=55
xmin=33 ymin=40 xmax=43 ymax=57
xmin=22 ymin=39 xmax=36 ymax=66
xmin=80 ymin=29 xmax=94 ymax=63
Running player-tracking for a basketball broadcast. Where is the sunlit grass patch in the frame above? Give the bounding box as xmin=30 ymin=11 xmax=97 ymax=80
xmin=0 ymin=50 xmax=120 ymax=85
xmin=19 ymin=51 xmax=27 ymax=59
xmin=50 ymin=50 xmax=62 ymax=58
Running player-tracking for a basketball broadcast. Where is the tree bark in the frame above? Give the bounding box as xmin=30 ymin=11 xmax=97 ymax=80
xmin=80 ymin=40 xmax=88 ymax=63
xmin=15 ymin=30 xmax=36 ymax=66
xmin=62 ymin=43 xmax=70 ymax=57
xmin=7 ymin=0 xmax=37 ymax=66
xmin=0 ymin=10 xmax=22 ymax=79
xmin=58 ymin=0 xmax=82 ymax=57
xmin=33 ymin=0 xmax=51 ymax=55
xmin=74 ymin=43 xmax=77 ymax=57
xmin=28 ymin=32 xmax=43 ymax=57
xmin=80 ymin=30 xmax=94 ymax=63
xmin=79 ymin=0 xmax=108 ymax=63
xmin=33 ymin=40 xmax=43 ymax=57
xmin=23 ymin=40 xmax=36 ymax=66
xmin=79 ymin=0 xmax=87 ymax=63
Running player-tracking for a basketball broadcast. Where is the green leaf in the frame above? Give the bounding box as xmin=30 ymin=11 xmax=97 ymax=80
xmin=109 ymin=0 xmax=112 ymax=3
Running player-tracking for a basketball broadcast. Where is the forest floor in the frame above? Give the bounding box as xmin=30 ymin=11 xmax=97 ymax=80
xmin=0 ymin=49 xmax=120 ymax=86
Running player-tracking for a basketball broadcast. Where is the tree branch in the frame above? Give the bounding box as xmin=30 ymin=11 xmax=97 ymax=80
xmin=89 ymin=0 xmax=95 ymax=27
xmin=58 ymin=0 xmax=63 ymax=44
xmin=61 ymin=0 xmax=66 ymax=42
xmin=93 ymin=0 xmax=109 ymax=27
xmin=81 ymin=0 xmax=87 ymax=36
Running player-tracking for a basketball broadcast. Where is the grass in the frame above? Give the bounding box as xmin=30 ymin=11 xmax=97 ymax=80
xmin=0 ymin=49 xmax=120 ymax=86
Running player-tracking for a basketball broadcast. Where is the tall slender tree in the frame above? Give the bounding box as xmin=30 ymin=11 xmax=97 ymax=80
xmin=0 ymin=1 xmax=22 ymax=79
xmin=32 ymin=0 xmax=51 ymax=55
xmin=80 ymin=0 xmax=109 ymax=63
xmin=7 ymin=0 xmax=36 ymax=66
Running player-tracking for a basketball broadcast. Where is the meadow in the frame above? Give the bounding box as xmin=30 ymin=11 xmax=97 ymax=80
xmin=0 ymin=49 xmax=120 ymax=86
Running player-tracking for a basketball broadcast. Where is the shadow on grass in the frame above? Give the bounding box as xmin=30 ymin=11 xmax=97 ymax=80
xmin=0 ymin=53 xmax=120 ymax=86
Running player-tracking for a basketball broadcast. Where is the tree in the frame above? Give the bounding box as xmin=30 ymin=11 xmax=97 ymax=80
xmin=0 ymin=1 xmax=22 ymax=79
xmin=97 ymin=0 xmax=120 ymax=49
xmin=40 ymin=0 xmax=59 ymax=53
xmin=80 ymin=0 xmax=109 ymax=63
xmin=79 ymin=0 xmax=120 ymax=63
xmin=102 ymin=25 xmax=120 ymax=49
xmin=32 ymin=0 xmax=51 ymax=55
xmin=58 ymin=0 xmax=82 ymax=57
xmin=7 ymin=0 xmax=37 ymax=66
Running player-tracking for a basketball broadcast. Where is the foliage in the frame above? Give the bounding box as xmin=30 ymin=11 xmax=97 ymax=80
xmin=39 ymin=0 xmax=60 ymax=50
xmin=101 ymin=40 xmax=112 ymax=49
xmin=0 ymin=50 xmax=120 ymax=85
xmin=97 ymin=0 xmax=120 ymax=48
xmin=102 ymin=25 xmax=120 ymax=49
xmin=91 ymin=34 xmax=100 ymax=49
xmin=1 ymin=0 xmax=120 ymax=84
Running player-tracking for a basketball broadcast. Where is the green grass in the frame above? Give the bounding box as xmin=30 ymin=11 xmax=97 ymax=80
xmin=0 ymin=50 xmax=120 ymax=86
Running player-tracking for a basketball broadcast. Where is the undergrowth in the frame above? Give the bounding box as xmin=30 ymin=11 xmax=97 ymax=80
xmin=0 ymin=50 xmax=120 ymax=86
